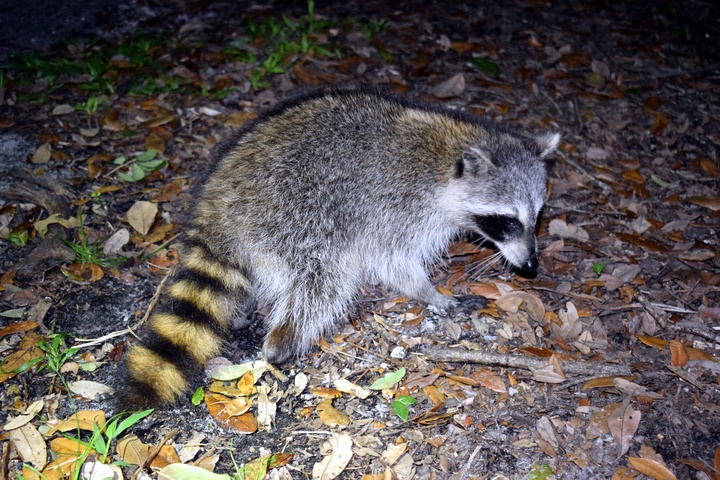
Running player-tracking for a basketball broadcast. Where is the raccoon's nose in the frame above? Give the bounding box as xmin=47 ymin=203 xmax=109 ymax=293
xmin=524 ymin=253 xmax=538 ymax=272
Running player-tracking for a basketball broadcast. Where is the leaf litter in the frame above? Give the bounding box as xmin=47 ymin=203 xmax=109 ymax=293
xmin=1 ymin=0 xmax=719 ymax=479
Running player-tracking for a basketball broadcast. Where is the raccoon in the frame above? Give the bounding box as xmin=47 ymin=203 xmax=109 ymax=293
xmin=121 ymin=86 xmax=559 ymax=406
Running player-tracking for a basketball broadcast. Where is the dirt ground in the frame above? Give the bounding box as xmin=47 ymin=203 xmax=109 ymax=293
xmin=1 ymin=1 xmax=719 ymax=479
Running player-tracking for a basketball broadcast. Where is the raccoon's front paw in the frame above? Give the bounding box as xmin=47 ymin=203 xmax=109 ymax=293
xmin=426 ymin=293 xmax=458 ymax=310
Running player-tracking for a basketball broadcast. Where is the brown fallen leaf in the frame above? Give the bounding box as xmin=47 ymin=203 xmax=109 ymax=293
xmin=150 ymin=444 xmax=182 ymax=470
xmin=0 ymin=332 xmax=44 ymax=383
xmin=616 ymin=233 xmax=668 ymax=252
xmin=205 ymin=392 xmax=258 ymax=434
xmin=8 ymin=422 xmax=47 ymax=470
xmin=687 ymin=196 xmax=720 ymax=212
xmin=116 ymin=434 xmax=150 ymax=467
xmin=44 ymin=410 xmax=106 ymax=436
xmin=0 ymin=320 xmax=39 ymax=339
xmin=126 ymin=201 xmax=158 ymax=236
xmin=649 ymin=112 xmax=669 ymax=136
xmin=668 ymin=340 xmax=689 ymax=367
xmin=316 ymin=398 xmax=351 ymax=428
xmin=628 ymin=457 xmax=677 ymax=480
xmin=608 ymin=401 xmax=641 ymax=459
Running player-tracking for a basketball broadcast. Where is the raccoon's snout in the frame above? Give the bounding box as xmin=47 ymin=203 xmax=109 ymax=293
xmin=524 ymin=250 xmax=539 ymax=272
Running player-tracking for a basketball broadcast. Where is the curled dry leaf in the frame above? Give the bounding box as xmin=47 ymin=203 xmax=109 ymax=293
xmin=316 ymin=398 xmax=351 ymax=428
xmin=548 ymin=219 xmax=589 ymax=242
xmin=312 ymin=434 xmax=354 ymax=480
xmin=431 ymin=73 xmax=465 ymax=98
xmin=333 ymin=378 xmax=371 ymax=399
xmin=4 ymin=398 xmax=44 ymax=430
xmin=257 ymin=384 xmax=276 ymax=431
xmin=45 ymin=410 xmax=106 ymax=435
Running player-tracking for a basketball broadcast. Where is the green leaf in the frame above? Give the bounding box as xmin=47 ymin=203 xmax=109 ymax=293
xmin=116 ymin=171 xmax=137 ymax=182
xmin=592 ymin=262 xmax=605 ymax=276
xmin=391 ymin=400 xmax=410 ymax=422
xmin=114 ymin=409 xmax=154 ymax=438
xmin=137 ymin=159 xmax=167 ymax=171
xmin=136 ymin=149 xmax=157 ymax=162
xmin=131 ymin=163 xmax=147 ymax=181
xmin=158 ymin=464 xmax=232 ymax=480
xmin=191 ymin=387 xmax=204 ymax=406
xmin=113 ymin=156 xmax=127 ymax=165
xmin=395 ymin=395 xmax=417 ymax=406
xmin=471 ymin=57 xmax=500 ymax=78
xmin=369 ymin=367 xmax=406 ymax=390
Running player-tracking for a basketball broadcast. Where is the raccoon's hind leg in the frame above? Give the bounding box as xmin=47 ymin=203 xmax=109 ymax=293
xmin=120 ymin=241 xmax=251 ymax=407
xmin=261 ymin=268 xmax=357 ymax=364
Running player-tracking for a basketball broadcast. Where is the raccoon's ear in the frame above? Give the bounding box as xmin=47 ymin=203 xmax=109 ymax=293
xmin=457 ymin=146 xmax=494 ymax=178
xmin=535 ymin=132 xmax=561 ymax=159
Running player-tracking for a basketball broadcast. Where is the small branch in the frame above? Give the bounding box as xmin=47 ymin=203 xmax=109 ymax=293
xmin=424 ymin=346 xmax=632 ymax=377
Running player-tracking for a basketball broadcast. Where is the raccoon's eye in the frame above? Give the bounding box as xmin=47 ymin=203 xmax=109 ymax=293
xmin=473 ymin=215 xmax=524 ymax=242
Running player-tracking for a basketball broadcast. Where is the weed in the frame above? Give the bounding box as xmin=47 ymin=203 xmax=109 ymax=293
xmin=89 ymin=409 xmax=154 ymax=463
xmin=228 ymin=0 xmax=337 ymax=90
xmin=362 ymin=18 xmax=390 ymax=40
xmin=112 ymin=149 xmax=167 ymax=182
xmin=75 ymin=95 xmax=107 ymax=115
xmin=55 ymin=213 xmax=126 ymax=268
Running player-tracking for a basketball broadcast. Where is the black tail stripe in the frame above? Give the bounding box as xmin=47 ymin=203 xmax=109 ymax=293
xmin=142 ymin=331 xmax=203 ymax=376
xmin=174 ymin=267 xmax=232 ymax=296
xmin=157 ymin=298 xmax=228 ymax=337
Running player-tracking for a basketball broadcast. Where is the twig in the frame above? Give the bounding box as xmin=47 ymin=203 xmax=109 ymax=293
xmin=73 ymin=266 xmax=176 ymax=349
xmin=459 ymin=445 xmax=482 ymax=480
xmin=138 ymin=265 xmax=176 ymax=328
xmin=424 ymin=346 xmax=632 ymax=377
xmin=135 ymin=428 xmax=179 ymax=480
xmin=528 ymin=286 xmax=604 ymax=303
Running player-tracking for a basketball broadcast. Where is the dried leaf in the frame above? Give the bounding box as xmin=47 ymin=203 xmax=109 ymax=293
xmin=316 ymin=398 xmax=351 ymax=428
xmin=608 ymin=402 xmax=641 ymax=458
xmin=687 ymin=196 xmax=720 ymax=212
xmin=210 ymin=360 xmax=268 ymax=382
xmin=102 ymin=228 xmax=130 ymax=255
xmin=205 ymin=393 xmax=258 ymax=434
xmin=3 ymin=399 xmax=44 ymax=431
xmin=31 ymin=143 xmax=52 ymax=164
xmin=8 ymin=422 xmax=47 ymax=470
xmin=257 ymin=384 xmax=276 ymax=431
xmin=45 ymin=410 xmax=106 ymax=435
xmin=548 ymin=219 xmax=589 ymax=242
xmin=333 ymin=378 xmax=371 ymax=399
xmin=0 ymin=332 xmax=44 ymax=383
xmin=117 ymin=434 xmax=150 ymax=467
xmin=669 ymin=340 xmax=689 ymax=367
xmin=67 ymin=381 xmax=113 ymax=399
xmin=628 ymin=457 xmax=677 ymax=480
xmin=33 ymin=214 xmax=80 ymax=237
xmin=126 ymin=201 xmax=158 ymax=236
xmin=312 ymin=434 xmax=353 ymax=480
xmin=431 ymin=74 xmax=465 ymax=98
xmin=150 ymin=444 xmax=182 ymax=469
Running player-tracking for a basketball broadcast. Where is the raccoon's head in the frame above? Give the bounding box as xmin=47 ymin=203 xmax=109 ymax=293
xmin=445 ymin=131 xmax=560 ymax=274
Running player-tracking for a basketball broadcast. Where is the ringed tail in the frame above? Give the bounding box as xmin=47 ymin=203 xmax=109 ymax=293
xmin=121 ymin=240 xmax=250 ymax=407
